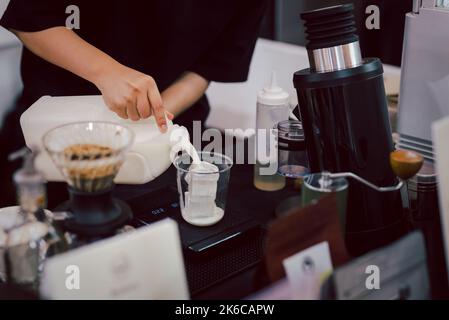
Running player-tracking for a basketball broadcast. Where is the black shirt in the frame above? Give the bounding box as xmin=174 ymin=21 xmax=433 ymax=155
xmin=0 ymin=0 xmax=267 ymax=119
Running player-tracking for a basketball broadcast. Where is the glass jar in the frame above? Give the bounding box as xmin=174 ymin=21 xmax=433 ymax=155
xmin=277 ymin=120 xmax=309 ymax=178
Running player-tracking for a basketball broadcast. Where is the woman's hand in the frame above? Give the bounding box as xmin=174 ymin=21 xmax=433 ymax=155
xmin=94 ymin=63 xmax=173 ymax=132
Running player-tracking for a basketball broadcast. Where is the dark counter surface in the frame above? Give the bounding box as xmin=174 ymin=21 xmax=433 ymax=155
xmin=46 ymin=161 xmax=299 ymax=299
xmin=44 ymin=149 xmax=449 ymax=299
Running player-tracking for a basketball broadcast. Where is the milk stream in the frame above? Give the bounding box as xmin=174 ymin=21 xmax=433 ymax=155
xmin=182 ymin=141 xmax=201 ymax=165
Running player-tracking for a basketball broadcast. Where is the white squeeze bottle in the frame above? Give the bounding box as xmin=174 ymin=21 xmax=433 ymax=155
xmin=254 ymin=71 xmax=290 ymax=191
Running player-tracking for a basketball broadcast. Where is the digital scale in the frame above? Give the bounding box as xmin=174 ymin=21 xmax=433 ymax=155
xmin=123 ymin=184 xmax=265 ymax=296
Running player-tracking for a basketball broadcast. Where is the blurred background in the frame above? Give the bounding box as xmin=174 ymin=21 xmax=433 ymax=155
xmin=0 ymin=0 xmax=412 ymax=127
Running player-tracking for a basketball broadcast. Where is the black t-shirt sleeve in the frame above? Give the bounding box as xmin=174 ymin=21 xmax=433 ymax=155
xmin=0 ymin=0 xmax=67 ymax=32
xmin=190 ymin=0 xmax=268 ymax=83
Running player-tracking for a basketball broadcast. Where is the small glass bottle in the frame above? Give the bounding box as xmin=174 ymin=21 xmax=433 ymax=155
xmin=254 ymin=72 xmax=290 ymax=191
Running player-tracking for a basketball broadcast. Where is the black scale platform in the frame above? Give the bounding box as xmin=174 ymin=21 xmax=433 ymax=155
xmin=117 ymin=163 xmax=299 ymax=298
xmin=126 ymin=184 xmax=266 ymax=296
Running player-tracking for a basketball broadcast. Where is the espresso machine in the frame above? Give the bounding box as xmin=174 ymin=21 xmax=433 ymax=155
xmin=294 ymin=4 xmax=405 ymax=255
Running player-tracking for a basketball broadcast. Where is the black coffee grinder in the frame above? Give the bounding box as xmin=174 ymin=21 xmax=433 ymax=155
xmin=293 ymin=4 xmax=405 ymax=255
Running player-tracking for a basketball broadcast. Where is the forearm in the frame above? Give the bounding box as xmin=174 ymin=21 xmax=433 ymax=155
xmin=161 ymin=72 xmax=209 ymax=117
xmin=12 ymin=26 xmax=120 ymax=85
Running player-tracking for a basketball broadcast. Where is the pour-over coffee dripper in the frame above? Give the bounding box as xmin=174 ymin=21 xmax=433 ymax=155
xmin=43 ymin=122 xmax=134 ymax=237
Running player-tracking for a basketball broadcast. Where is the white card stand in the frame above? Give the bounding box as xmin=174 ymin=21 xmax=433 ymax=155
xmin=40 ymin=219 xmax=189 ymax=300
xmin=282 ymin=241 xmax=333 ymax=300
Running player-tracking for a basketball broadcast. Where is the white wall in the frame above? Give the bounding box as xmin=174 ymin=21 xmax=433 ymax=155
xmin=0 ymin=0 xmax=23 ymax=127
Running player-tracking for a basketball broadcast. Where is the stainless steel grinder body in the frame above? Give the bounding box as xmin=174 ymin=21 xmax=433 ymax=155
xmin=293 ymin=4 xmax=405 ymax=255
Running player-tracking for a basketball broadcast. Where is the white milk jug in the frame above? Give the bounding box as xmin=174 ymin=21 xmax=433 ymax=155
xmin=20 ymin=95 xmax=190 ymax=184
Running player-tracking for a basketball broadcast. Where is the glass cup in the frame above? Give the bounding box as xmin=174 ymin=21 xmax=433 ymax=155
xmin=173 ymin=151 xmax=233 ymax=227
